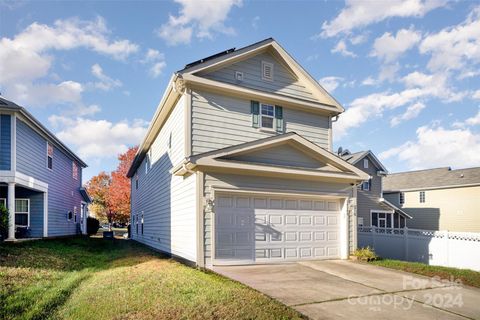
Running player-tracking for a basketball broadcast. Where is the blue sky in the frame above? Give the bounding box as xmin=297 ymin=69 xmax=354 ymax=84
xmin=1 ymin=0 xmax=479 ymax=181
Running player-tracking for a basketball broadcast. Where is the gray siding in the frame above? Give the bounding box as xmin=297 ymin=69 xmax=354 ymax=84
xmin=353 ymin=155 xmax=385 ymax=227
xmin=200 ymin=52 xmax=319 ymax=102
xmin=225 ymin=144 xmax=324 ymax=169
xmin=191 ymin=89 xmax=330 ymax=155
xmin=202 ymin=172 xmax=355 ymax=265
xmin=16 ymin=118 xmax=82 ymax=236
xmin=0 ymin=115 xmax=11 ymax=170
xmin=384 ymin=192 xmax=400 ymax=207
xmin=130 ymin=96 xmax=198 ymax=262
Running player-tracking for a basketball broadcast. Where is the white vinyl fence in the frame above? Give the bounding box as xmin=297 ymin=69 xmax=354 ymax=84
xmin=358 ymin=227 xmax=480 ymax=271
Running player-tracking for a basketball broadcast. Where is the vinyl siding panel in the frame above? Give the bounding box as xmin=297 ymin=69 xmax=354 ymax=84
xmin=0 ymin=115 xmax=11 ymax=170
xmin=386 ymin=186 xmax=480 ymax=232
xmin=200 ymin=52 xmax=319 ymax=102
xmin=131 ymin=96 xmax=198 ymax=262
xmin=191 ymin=89 xmax=330 ymax=155
xmin=202 ymin=172 xmax=355 ymax=265
xmin=353 ymin=155 xmax=386 ymax=227
xmin=16 ymin=118 xmax=82 ymax=236
xmin=225 ymin=144 xmax=324 ymax=169
xmin=15 ymin=187 xmax=44 ymax=237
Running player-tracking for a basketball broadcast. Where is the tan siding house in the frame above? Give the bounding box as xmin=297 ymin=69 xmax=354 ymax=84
xmin=128 ymin=38 xmax=369 ymax=267
xmin=383 ymin=167 xmax=480 ymax=232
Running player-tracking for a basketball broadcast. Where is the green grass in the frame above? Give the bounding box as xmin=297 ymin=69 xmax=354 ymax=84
xmin=370 ymin=259 xmax=480 ymax=288
xmin=0 ymin=238 xmax=302 ymax=320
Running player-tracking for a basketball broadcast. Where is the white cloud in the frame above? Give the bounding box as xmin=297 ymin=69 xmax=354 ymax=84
xmin=319 ymin=0 xmax=447 ymax=38
xmin=379 ymin=124 xmax=480 ymax=169
xmin=402 ymin=71 xmax=467 ymax=102
xmin=349 ymin=33 xmax=368 ymax=45
xmin=90 ymin=63 xmax=122 ymax=91
xmin=331 ymin=40 xmax=356 ymax=57
xmin=390 ymin=102 xmax=426 ymax=126
xmin=156 ymin=0 xmax=242 ymax=46
xmin=361 ymin=76 xmax=377 ymax=86
xmin=252 ymin=16 xmax=260 ymax=29
xmin=465 ymin=109 xmax=480 ymax=126
xmin=371 ymin=27 xmax=421 ymax=62
xmin=473 ymin=90 xmax=480 ymax=100
xmin=50 ymin=116 xmax=148 ymax=159
xmin=318 ymin=76 xmax=344 ymax=92
xmin=141 ymin=49 xmax=166 ymax=78
xmin=419 ymin=7 xmax=480 ymax=72
xmin=0 ymin=17 xmax=137 ymax=109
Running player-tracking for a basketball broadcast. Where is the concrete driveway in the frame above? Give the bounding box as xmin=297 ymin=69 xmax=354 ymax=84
xmin=213 ymin=260 xmax=480 ymax=319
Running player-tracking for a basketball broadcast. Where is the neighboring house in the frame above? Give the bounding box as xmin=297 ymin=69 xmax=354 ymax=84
xmin=383 ymin=167 xmax=480 ymax=232
xmin=0 ymin=97 xmax=91 ymax=240
xmin=340 ymin=150 xmax=411 ymax=229
xmin=127 ymin=38 xmax=369 ymax=267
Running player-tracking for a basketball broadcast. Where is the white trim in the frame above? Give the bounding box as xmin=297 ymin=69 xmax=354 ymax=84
xmin=384 ymin=182 xmax=480 ymax=193
xmin=370 ymin=210 xmax=394 ymax=229
xmin=340 ymin=198 xmax=349 ymax=259
xmin=7 ymin=182 xmax=15 ymax=239
xmin=43 ymin=191 xmax=48 ymax=237
xmin=261 ymin=61 xmax=274 ymax=81
xmin=15 ymin=198 xmax=30 ymax=228
xmin=211 ymin=186 xmax=349 ymax=199
xmin=0 ymin=171 xmax=49 ymax=193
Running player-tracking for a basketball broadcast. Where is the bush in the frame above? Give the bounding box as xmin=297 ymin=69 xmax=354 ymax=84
xmin=0 ymin=203 xmax=8 ymax=241
xmin=353 ymin=246 xmax=378 ymax=261
xmin=87 ymin=217 xmax=100 ymax=236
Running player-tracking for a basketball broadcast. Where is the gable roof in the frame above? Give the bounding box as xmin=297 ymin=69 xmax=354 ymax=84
xmin=379 ymin=198 xmax=413 ymax=219
xmin=176 ymin=132 xmax=370 ymax=182
xmin=341 ymin=150 xmax=388 ymax=172
xmin=178 ymin=38 xmax=344 ymax=113
xmin=384 ymin=167 xmax=480 ymax=192
xmin=0 ymin=96 xmax=87 ymax=168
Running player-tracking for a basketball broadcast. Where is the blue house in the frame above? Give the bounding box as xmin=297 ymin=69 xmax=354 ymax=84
xmin=0 ymin=97 xmax=91 ymax=240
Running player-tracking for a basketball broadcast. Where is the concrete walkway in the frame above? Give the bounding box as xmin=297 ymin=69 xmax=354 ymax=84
xmin=213 ymin=260 xmax=480 ymax=320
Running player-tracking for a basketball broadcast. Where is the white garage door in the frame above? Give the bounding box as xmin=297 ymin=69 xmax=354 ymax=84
xmin=215 ymin=193 xmax=342 ymax=265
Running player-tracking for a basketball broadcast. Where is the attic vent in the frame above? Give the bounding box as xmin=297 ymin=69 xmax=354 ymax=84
xmin=262 ymin=61 xmax=273 ymax=81
xmin=235 ymin=71 xmax=244 ymax=81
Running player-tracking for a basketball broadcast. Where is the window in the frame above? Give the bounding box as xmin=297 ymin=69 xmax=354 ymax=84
xmin=72 ymin=162 xmax=78 ymax=180
xmin=235 ymin=71 xmax=243 ymax=81
xmin=67 ymin=211 xmax=73 ymax=221
xmin=141 ymin=212 xmax=144 ymax=235
xmin=399 ymin=192 xmax=405 ymax=205
xmin=260 ymin=104 xmax=275 ymax=129
xmin=371 ymin=211 xmax=393 ymax=229
xmin=47 ymin=143 xmax=53 ymax=170
xmin=262 ymin=61 xmax=274 ymax=81
xmin=74 ymin=206 xmax=77 ymax=223
xmin=363 ymin=159 xmax=369 ymax=169
xmin=135 ymin=174 xmax=139 ymax=190
xmin=145 ymin=159 xmax=149 ymax=175
xmin=0 ymin=198 xmax=5 ymax=208
xmin=361 ymin=179 xmax=371 ymax=191
xmin=135 ymin=213 xmax=139 ymax=234
xmin=15 ymin=199 xmax=29 ymax=227
xmin=419 ymin=191 xmax=425 ymax=203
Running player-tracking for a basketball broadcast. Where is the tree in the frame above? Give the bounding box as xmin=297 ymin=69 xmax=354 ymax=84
xmin=108 ymin=146 xmax=138 ymax=224
xmin=85 ymin=146 xmax=138 ymax=227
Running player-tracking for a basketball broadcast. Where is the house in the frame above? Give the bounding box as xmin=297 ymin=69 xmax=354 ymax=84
xmin=0 ymin=97 xmax=91 ymax=240
xmin=340 ymin=150 xmax=412 ymax=229
xmin=127 ymin=38 xmax=369 ymax=267
xmin=383 ymin=167 xmax=480 ymax=232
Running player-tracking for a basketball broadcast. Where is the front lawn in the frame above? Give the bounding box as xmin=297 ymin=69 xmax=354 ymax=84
xmin=0 ymin=238 xmax=302 ymax=320
xmin=370 ymin=259 xmax=480 ymax=288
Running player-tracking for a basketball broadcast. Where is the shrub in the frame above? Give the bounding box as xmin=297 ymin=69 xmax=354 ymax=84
xmin=0 ymin=203 xmax=8 ymax=241
xmin=353 ymin=246 xmax=378 ymax=261
xmin=87 ymin=216 xmax=100 ymax=236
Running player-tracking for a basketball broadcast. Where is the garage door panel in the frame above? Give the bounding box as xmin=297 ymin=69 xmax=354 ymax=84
xmin=215 ymin=194 xmax=341 ymax=264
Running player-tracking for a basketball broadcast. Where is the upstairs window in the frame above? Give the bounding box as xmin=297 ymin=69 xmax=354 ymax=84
xmin=419 ymin=191 xmax=426 ymax=203
xmin=135 ymin=174 xmax=139 ymax=190
xmin=361 ymin=179 xmax=371 ymax=191
xmin=363 ymin=159 xmax=369 ymax=169
xmin=47 ymin=143 xmax=53 ymax=170
xmin=72 ymin=162 xmax=78 ymax=180
xmin=399 ymin=192 xmax=405 ymax=205
xmin=74 ymin=206 xmax=77 ymax=223
xmin=262 ymin=61 xmax=274 ymax=81
xmin=260 ymin=104 xmax=275 ymax=129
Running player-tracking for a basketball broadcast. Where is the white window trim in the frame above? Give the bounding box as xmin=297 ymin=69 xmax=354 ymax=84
xmin=361 ymin=179 xmax=371 ymax=191
xmin=46 ymin=142 xmax=53 ymax=171
xmin=370 ymin=210 xmax=394 ymax=229
xmin=260 ymin=103 xmax=275 ymax=130
xmin=419 ymin=191 xmax=426 ymax=203
xmin=363 ymin=158 xmax=369 ymax=169
xmin=261 ymin=61 xmax=274 ymax=81
xmin=15 ymin=198 xmax=30 ymax=228
xmin=74 ymin=206 xmax=78 ymax=223
xmin=72 ymin=161 xmax=78 ymax=180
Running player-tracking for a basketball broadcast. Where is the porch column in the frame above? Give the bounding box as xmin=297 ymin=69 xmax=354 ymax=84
xmin=7 ymin=182 xmax=15 ymax=240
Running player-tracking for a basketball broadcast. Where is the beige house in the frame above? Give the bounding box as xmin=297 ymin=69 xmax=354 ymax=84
xmin=127 ymin=38 xmax=369 ymax=268
xmin=383 ymin=167 xmax=480 ymax=232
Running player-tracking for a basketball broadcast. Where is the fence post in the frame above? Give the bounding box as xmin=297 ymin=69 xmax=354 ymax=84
xmin=404 ymin=227 xmax=409 ymax=260
xmin=372 ymin=226 xmax=376 ymax=249
xmin=444 ymin=230 xmax=449 ymax=267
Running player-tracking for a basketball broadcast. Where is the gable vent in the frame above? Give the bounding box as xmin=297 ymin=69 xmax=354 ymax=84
xmin=262 ymin=61 xmax=274 ymax=81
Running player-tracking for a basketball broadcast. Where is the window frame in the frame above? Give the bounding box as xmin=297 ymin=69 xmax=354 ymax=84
xmin=260 ymin=103 xmax=275 ymax=130
xmin=361 ymin=179 xmax=371 ymax=191
xmin=141 ymin=211 xmax=144 ymax=235
xmin=399 ymin=192 xmax=405 ymax=205
xmin=135 ymin=174 xmax=139 ymax=190
xmin=261 ymin=61 xmax=274 ymax=81
xmin=47 ymin=142 xmax=53 ymax=170
xmin=74 ymin=206 xmax=77 ymax=223
xmin=67 ymin=210 xmax=73 ymax=221
xmin=370 ymin=211 xmax=394 ymax=229
xmin=363 ymin=158 xmax=369 ymax=169
xmin=419 ymin=191 xmax=426 ymax=203
xmin=72 ymin=161 xmax=78 ymax=180
xmin=15 ymin=198 xmax=30 ymax=228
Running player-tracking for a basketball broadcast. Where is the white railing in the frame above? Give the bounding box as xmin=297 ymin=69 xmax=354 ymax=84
xmin=358 ymin=226 xmax=480 ymax=271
